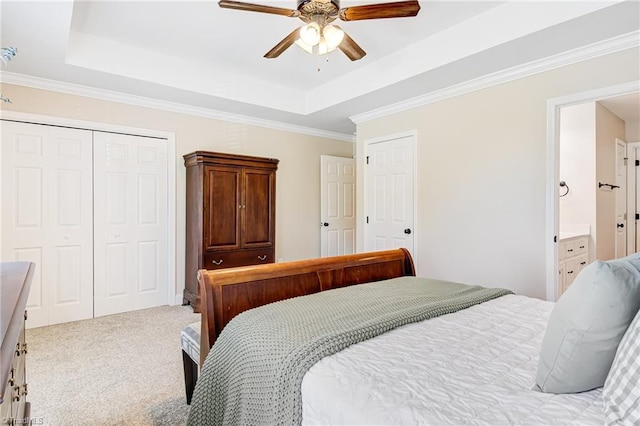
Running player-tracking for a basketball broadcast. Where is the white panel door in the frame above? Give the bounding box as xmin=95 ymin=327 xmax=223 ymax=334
xmin=615 ymin=138 xmax=627 ymax=259
xmin=1 ymin=121 xmax=93 ymax=327
xmin=320 ymin=156 xmax=355 ymax=257
xmin=365 ymin=135 xmax=415 ymax=254
xmin=93 ymin=132 xmax=168 ymax=317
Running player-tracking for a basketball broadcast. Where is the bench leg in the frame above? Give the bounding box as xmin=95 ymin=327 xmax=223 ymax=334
xmin=183 ymin=349 xmax=198 ymax=405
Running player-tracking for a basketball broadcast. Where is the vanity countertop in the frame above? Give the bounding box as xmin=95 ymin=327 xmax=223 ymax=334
xmin=559 ymin=231 xmax=589 ymax=240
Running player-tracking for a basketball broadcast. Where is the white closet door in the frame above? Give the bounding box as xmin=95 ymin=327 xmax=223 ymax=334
xmin=1 ymin=121 xmax=93 ymax=328
xmin=93 ymin=132 xmax=168 ymax=317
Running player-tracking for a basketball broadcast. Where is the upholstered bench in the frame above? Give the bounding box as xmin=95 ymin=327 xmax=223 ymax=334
xmin=181 ymin=321 xmax=200 ymax=404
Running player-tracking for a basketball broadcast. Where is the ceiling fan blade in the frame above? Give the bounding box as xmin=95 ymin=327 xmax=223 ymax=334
xmin=336 ymin=28 xmax=366 ymax=61
xmin=339 ymin=0 xmax=420 ymax=21
xmin=218 ymin=0 xmax=300 ymax=17
xmin=264 ymin=28 xmax=300 ymax=58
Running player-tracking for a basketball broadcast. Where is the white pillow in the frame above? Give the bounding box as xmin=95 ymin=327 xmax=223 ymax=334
xmin=535 ymin=256 xmax=640 ymax=393
xmin=604 ymin=309 xmax=640 ymax=425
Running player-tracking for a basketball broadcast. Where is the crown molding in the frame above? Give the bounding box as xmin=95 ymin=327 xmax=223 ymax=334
xmin=0 ymin=72 xmax=354 ymax=143
xmin=350 ymin=31 xmax=640 ymax=124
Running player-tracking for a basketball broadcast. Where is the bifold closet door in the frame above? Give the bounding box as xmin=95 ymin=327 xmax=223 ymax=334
xmin=1 ymin=121 xmax=94 ymax=328
xmin=93 ymin=132 xmax=168 ymax=317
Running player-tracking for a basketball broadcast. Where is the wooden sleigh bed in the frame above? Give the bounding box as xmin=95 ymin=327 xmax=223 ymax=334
xmin=189 ymin=248 xmax=625 ymax=425
xmin=196 ymin=248 xmax=415 ymax=365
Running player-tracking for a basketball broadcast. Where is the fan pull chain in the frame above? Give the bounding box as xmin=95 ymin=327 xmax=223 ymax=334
xmin=317 ymin=54 xmax=331 ymax=72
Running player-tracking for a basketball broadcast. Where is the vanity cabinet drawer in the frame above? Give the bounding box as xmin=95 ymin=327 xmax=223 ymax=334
xmin=558 ymin=236 xmax=589 ymax=298
xmin=559 ymin=241 xmax=575 ymax=260
xmin=574 ymin=238 xmax=588 ymax=256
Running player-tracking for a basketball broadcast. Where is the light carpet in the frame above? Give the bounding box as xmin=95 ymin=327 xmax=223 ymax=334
xmin=26 ymin=305 xmax=199 ymax=426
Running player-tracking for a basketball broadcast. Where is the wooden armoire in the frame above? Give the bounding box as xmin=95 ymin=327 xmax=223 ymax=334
xmin=183 ymin=151 xmax=279 ymax=310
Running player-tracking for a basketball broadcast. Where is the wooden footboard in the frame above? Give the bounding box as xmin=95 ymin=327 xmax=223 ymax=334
xmin=197 ymin=248 xmax=415 ymax=364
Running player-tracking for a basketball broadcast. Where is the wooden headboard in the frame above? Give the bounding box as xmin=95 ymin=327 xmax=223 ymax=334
xmin=196 ymin=248 xmax=415 ymax=364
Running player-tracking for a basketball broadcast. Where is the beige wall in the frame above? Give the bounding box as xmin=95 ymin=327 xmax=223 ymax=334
xmin=356 ymin=47 xmax=640 ymax=299
xmin=559 ymin=102 xmax=597 ymax=261
xmin=595 ymin=102 xmax=626 ymax=260
xmin=0 ymin=84 xmax=354 ymax=299
xmin=626 ymin=119 xmax=640 ymax=142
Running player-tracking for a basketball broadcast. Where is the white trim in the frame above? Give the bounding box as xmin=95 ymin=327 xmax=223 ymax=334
xmin=545 ymin=80 xmax=640 ymax=301
xmin=627 ymin=142 xmax=640 ymax=255
xmin=0 ymin=110 xmax=179 ymax=307
xmin=351 ymin=31 xmax=640 ymax=125
xmin=175 ymin=294 xmax=184 ymax=306
xmin=362 ymin=130 xmax=419 ymax=275
xmin=0 ymin=72 xmax=354 ymax=143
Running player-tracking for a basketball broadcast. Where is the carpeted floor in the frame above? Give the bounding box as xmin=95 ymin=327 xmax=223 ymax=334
xmin=26 ymin=305 xmax=199 ymax=426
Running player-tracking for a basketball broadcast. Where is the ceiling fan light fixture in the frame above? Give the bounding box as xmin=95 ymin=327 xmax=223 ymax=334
xmin=294 ymin=38 xmax=314 ymax=53
xmin=317 ymin=37 xmax=329 ymax=55
xmin=323 ymin=24 xmax=344 ymax=49
xmin=299 ymin=22 xmax=321 ymax=46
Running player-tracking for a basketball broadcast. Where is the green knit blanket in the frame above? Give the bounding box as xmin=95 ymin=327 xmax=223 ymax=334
xmin=187 ymin=276 xmax=513 ymax=426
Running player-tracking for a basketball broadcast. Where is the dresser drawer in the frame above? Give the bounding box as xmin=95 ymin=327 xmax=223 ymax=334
xmin=204 ymin=248 xmax=274 ymax=270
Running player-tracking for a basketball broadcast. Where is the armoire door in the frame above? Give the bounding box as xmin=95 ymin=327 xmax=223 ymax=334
xmin=241 ymin=168 xmax=275 ymax=248
xmin=1 ymin=121 xmax=94 ymax=328
xmin=93 ymin=132 xmax=169 ymax=317
xmin=204 ymin=165 xmax=241 ymax=251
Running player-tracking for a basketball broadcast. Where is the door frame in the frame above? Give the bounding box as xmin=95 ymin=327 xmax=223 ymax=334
xmin=627 ymin=141 xmax=640 ymax=254
xmin=362 ymin=130 xmax=418 ymax=274
xmin=0 ymin=110 xmax=178 ymax=306
xmin=545 ymin=80 xmax=640 ymax=301
xmin=614 ymin=137 xmax=628 ymax=259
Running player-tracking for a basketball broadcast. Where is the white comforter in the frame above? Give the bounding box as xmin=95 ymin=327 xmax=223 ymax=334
xmin=301 ymin=294 xmax=604 ymax=425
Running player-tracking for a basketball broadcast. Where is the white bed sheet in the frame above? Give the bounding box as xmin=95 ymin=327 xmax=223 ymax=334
xmin=301 ymin=294 xmax=604 ymax=425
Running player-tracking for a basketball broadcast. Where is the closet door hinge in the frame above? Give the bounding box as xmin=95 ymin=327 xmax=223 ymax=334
xmin=366 ymin=216 xmax=369 ymax=224
xmin=366 ymin=156 xmax=369 ymax=165
xmin=636 ymin=160 xmax=640 ymax=167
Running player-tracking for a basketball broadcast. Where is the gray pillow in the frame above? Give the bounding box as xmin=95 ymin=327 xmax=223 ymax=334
xmin=535 ymin=256 xmax=640 ymax=393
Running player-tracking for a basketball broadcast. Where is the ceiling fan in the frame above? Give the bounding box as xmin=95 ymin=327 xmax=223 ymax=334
xmin=218 ymin=0 xmax=421 ymax=61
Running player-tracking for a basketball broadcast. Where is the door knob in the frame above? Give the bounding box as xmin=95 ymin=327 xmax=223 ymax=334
xmin=404 ymin=228 xmax=412 ymax=234
xmin=321 ymin=222 xmax=329 ymax=227
xmin=617 ymin=223 xmax=625 ymax=228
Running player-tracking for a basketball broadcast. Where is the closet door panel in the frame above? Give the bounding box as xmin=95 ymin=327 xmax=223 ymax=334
xmin=1 ymin=121 xmax=93 ymax=327
xmin=94 ymin=132 xmax=168 ymax=317
xmin=133 ymin=137 xmax=168 ymax=309
xmin=48 ymin=127 xmax=94 ymax=324
xmin=94 ymin=134 xmax=134 ymax=316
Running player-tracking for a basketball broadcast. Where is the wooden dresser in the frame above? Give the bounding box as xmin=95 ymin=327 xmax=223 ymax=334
xmin=1 ymin=262 xmax=34 ymax=425
xmin=184 ymin=151 xmax=279 ymax=311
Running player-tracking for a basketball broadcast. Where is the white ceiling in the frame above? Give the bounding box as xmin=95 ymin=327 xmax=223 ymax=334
xmin=599 ymin=92 xmax=640 ymax=125
xmin=1 ymin=1 xmax=639 ymax=138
